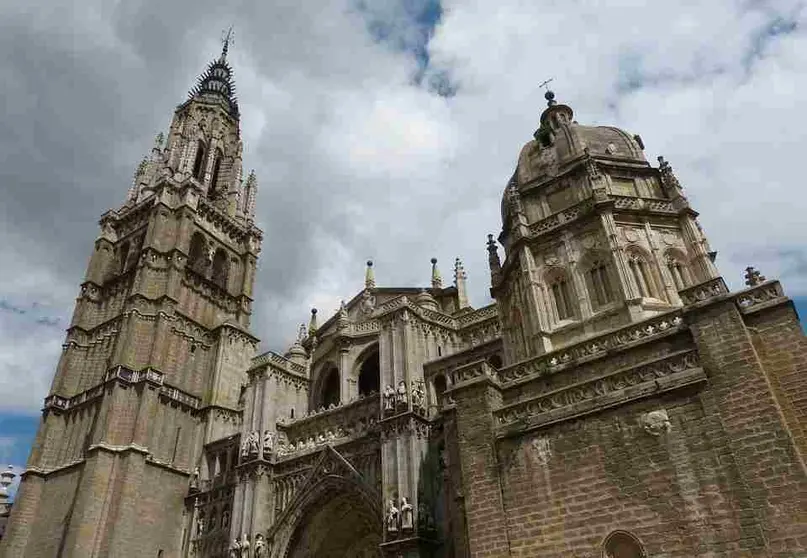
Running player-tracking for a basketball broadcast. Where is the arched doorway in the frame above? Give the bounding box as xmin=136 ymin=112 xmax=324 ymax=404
xmin=286 ymin=491 xmax=381 ymax=558
xmin=318 ymin=365 xmax=340 ymax=409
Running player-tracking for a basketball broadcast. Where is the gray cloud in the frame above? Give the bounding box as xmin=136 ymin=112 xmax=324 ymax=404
xmin=1 ymin=0 xmax=805 ymax=413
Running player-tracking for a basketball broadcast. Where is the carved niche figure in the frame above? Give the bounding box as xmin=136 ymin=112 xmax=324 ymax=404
xmin=196 ymin=512 xmax=206 ymax=537
xmin=360 ymin=289 xmax=376 ymax=315
xmin=254 ymin=533 xmax=267 ymax=558
xmin=400 ymin=497 xmax=414 ymax=531
xmin=262 ymin=430 xmax=274 ymax=456
xmin=246 ymin=430 xmax=260 ymax=456
xmin=396 ymin=380 xmax=408 ymax=408
xmin=189 ymin=466 xmax=200 ymax=490
xmin=229 ymin=538 xmax=241 ymax=558
xmin=640 ymin=409 xmax=672 ymax=436
xmin=383 ymin=385 xmax=396 ymax=413
xmin=386 ymin=498 xmax=400 ymax=533
xmin=240 ymin=533 xmax=250 ymax=556
xmin=411 ymin=381 xmax=425 ymax=413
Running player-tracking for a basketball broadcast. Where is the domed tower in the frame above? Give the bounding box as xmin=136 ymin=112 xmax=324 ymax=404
xmin=490 ymin=91 xmax=719 ymax=364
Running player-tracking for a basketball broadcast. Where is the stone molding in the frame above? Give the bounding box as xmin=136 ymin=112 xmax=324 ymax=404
xmin=251 ymin=350 xmax=307 ymax=376
xmin=494 ymin=349 xmax=703 ymax=435
xmin=379 ymin=411 xmax=432 ymax=441
xmin=497 ymin=309 xmax=686 ymax=386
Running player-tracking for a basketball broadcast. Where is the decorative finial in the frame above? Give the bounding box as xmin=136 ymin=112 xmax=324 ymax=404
xmin=365 ymin=260 xmax=376 ymax=289
xmin=487 ymin=234 xmax=502 ymax=276
xmin=297 ymin=323 xmax=306 ymax=342
xmin=221 ymin=26 xmax=234 ymax=60
xmin=339 ymin=300 xmax=348 ymax=318
xmin=744 ymin=266 xmax=767 ymax=287
xmin=431 ymin=258 xmax=442 ymax=289
xmin=539 ymin=78 xmax=556 ymax=107
xmin=154 ymin=132 xmax=164 ymax=149
xmin=308 ymin=308 xmax=318 ymax=336
xmin=454 ymin=257 xmax=470 ymax=309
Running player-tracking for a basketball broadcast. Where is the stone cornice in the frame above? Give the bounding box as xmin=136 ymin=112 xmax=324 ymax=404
xmin=735 ymin=280 xmax=789 ymax=315
xmin=251 ymin=350 xmax=308 ymax=377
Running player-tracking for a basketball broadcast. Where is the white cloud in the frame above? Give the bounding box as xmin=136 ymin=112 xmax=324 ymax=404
xmin=0 ymin=0 xmax=805 ymax=415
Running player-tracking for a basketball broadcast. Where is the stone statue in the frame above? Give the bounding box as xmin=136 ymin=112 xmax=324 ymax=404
xmin=229 ymin=538 xmax=241 ymax=558
xmin=246 ymin=430 xmax=260 ymax=455
xmin=386 ymin=498 xmax=400 ymax=533
xmin=262 ymin=430 xmax=274 ymax=456
xmin=411 ymin=381 xmax=425 ymax=412
xmin=360 ymin=289 xmax=376 ymax=315
xmin=254 ymin=533 xmax=267 ymax=558
xmin=400 ymin=497 xmax=414 ymax=531
xmin=396 ymin=380 xmax=408 ymax=407
xmin=240 ymin=533 xmax=250 ymax=556
xmin=383 ymin=385 xmax=395 ymax=412
xmin=196 ymin=513 xmax=205 ymax=536
xmin=189 ymin=466 xmax=199 ymax=490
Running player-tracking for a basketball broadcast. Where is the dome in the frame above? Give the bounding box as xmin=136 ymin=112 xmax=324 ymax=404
xmin=501 ymin=96 xmax=647 ymax=224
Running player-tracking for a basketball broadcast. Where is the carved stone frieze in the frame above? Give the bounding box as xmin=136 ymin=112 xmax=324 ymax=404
xmin=679 ymin=277 xmax=729 ymax=305
xmin=736 ymin=280 xmax=786 ymax=313
xmin=494 ymin=350 xmax=702 ymax=432
xmin=379 ymin=412 xmax=431 ymax=441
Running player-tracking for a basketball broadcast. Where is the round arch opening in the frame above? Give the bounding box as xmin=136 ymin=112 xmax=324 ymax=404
xmin=358 ymin=347 xmax=380 ymax=397
xmin=318 ymin=366 xmax=340 ymax=409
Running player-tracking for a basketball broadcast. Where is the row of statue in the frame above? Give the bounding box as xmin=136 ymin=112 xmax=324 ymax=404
xmin=229 ymin=532 xmax=268 ymax=558
xmin=382 ymin=380 xmax=426 ymax=414
xmin=386 ymin=496 xmax=415 ymax=533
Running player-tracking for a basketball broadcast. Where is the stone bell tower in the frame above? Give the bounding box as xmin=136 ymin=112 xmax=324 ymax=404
xmin=1 ymin=35 xmax=263 ymax=558
xmin=488 ymin=90 xmax=719 ymax=365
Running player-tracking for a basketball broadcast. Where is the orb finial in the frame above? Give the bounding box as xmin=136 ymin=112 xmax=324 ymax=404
xmin=365 ymin=260 xmax=376 ymax=289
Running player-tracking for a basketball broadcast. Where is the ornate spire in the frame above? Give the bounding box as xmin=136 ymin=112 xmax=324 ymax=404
xmin=220 ymin=26 xmax=234 ymax=61
xmin=365 ymin=260 xmax=376 ymax=289
xmin=188 ymin=35 xmax=239 ymax=118
xmin=454 ymin=257 xmax=470 ymax=309
xmin=431 ymin=258 xmax=443 ymax=289
xmin=744 ymin=266 xmax=767 ymax=287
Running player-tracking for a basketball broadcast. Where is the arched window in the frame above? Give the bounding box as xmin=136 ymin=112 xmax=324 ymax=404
xmin=209 ymin=148 xmax=224 ymax=199
xmin=192 ymin=140 xmax=207 ymax=180
xmin=602 ymin=530 xmax=646 ymax=558
xmin=118 ymin=241 xmax=130 ymax=274
xmin=211 ymin=248 xmax=229 ymax=288
xmin=627 ymin=251 xmax=657 ymax=298
xmin=665 ymin=252 xmax=691 ymax=292
xmin=319 ymin=366 xmax=340 ymax=408
xmin=547 ymin=269 xmax=575 ymax=321
xmin=358 ymin=347 xmax=380 ymax=397
xmin=188 ymin=233 xmax=207 ymax=273
xmin=586 ymin=258 xmax=615 ymax=309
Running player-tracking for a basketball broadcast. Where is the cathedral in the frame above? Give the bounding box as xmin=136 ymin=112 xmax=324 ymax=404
xmin=2 ymin=39 xmax=807 ymax=558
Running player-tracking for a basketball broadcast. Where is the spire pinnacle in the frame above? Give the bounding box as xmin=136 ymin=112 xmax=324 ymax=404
xmin=454 ymin=257 xmax=470 ymax=309
xmin=221 ymin=26 xmax=234 ymax=61
xmin=431 ymin=257 xmax=443 ymax=289
xmin=365 ymin=260 xmax=376 ymax=289
xmin=308 ymin=308 xmax=318 ymax=336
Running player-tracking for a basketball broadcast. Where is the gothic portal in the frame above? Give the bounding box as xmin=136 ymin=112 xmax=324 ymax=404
xmin=2 ymin=42 xmax=807 ymax=558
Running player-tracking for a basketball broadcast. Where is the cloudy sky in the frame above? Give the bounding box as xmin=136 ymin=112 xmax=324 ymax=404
xmin=1 ymin=0 xmax=806 ymax=488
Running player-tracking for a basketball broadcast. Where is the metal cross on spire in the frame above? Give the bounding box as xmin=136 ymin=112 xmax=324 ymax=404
xmin=538 ymin=78 xmax=554 ymax=91
xmin=221 ymin=26 xmax=235 ymax=59
xmin=539 ymin=78 xmax=557 ymax=107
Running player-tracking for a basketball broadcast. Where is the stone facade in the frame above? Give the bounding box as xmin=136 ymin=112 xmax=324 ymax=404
xmin=2 ymin=53 xmax=806 ymax=558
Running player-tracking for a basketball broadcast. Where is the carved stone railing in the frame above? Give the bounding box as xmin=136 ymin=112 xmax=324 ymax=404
xmin=43 ymin=365 xmax=201 ymax=413
xmin=350 ymin=319 xmax=381 ymax=335
xmin=275 ymin=394 xmax=380 ymax=459
xmin=445 ymin=359 xmax=498 ymax=389
xmin=678 ymin=277 xmax=729 ymax=306
xmin=735 ymin=280 xmax=787 ymax=313
xmin=456 ymin=303 xmax=498 ymax=328
xmin=611 ymin=196 xmax=675 ymax=213
xmin=528 ymin=198 xmax=594 ymax=237
xmin=497 ymin=309 xmax=686 ymax=386
xmin=494 ymin=349 xmax=703 ymax=434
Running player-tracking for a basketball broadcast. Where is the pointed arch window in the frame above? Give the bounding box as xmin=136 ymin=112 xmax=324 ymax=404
xmin=211 ymin=248 xmax=229 ymax=288
xmin=192 ymin=140 xmax=207 ymax=180
xmin=189 ymin=232 xmax=208 ymax=273
xmin=587 ymin=259 xmax=614 ymax=309
xmin=627 ymin=252 xmax=656 ymax=298
xmin=547 ymin=269 xmax=575 ymax=321
xmin=209 ymin=148 xmax=224 ymax=199
xmin=665 ymin=252 xmax=691 ymax=291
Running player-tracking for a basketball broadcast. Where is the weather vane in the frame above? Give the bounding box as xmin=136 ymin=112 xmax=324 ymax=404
xmin=538 ymin=78 xmax=554 ymax=91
